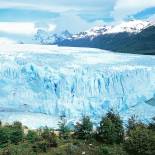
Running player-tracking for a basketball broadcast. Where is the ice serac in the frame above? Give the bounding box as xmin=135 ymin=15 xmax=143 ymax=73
xmin=0 ymin=44 xmax=155 ymax=128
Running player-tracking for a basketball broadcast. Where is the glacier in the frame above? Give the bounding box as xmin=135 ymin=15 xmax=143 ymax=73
xmin=0 ymin=44 xmax=155 ymax=128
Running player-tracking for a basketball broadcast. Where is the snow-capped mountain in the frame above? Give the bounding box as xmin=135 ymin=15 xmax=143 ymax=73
xmin=107 ymin=20 xmax=150 ymax=34
xmin=34 ymin=20 xmax=152 ymax=45
xmin=34 ymin=29 xmax=72 ymax=44
xmin=33 ymin=19 xmax=155 ymax=54
xmin=72 ymin=25 xmax=112 ymax=39
xmin=71 ymin=20 xmax=151 ymax=40
xmin=56 ymin=20 xmax=155 ymax=54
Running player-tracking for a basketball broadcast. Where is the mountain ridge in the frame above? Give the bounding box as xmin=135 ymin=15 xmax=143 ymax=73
xmin=34 ymin=20 xmax=155 ymax=54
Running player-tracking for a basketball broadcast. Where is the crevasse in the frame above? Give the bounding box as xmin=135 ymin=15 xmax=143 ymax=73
xmin=0 ymin=44 xmax=155 ymax=128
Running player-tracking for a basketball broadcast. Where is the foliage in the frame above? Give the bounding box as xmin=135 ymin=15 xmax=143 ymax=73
xmin=58 ymin=117 xmax=70 ymax=139
xmin=99 ymin=144 xmax=127 ymax=155
xmin=0 ymin=127 xmax=9 ymax=148
xmin=0 ymin=113 xmax=155 ymax=155
xmin=126 ymin=115 xmax=137 ymax=135
xmin=40 ymin=127 xmax=58 ymax=148
xmin=74 ymin=116 xmax=93 ymax=140
xmin=149 ymin=117 xmax=155 ymax=131
xmin=27 ymin=130 xmax=40 ymax=143
xmin=9 ymin=122 xmax=24 ymax=144
xmin=124 ymin=125 xmax=155 ymax=155
xmin=97 ymin=111 xmax=124 ymax=144
xmin=0 ymin=143 xmax=34 ymax=155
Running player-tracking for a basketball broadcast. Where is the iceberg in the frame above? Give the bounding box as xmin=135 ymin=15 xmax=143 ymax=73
xmin=0 ymin=44 xmax=155 ymax=128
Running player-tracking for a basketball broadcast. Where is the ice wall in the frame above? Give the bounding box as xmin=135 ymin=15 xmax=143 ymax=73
xmin=0 ymin=44 xmax=155 ymax=128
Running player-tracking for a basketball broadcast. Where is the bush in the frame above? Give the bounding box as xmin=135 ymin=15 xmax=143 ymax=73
xmin=35 ymin=140 xmax=48 ymax=153
xmin=27 ymin=130 xmax=40 ymax=143
xmin=10 ymin=128 xmax=23 ymax=144
xmin=0 ymin=143 xmax=34 ymax=155
xmin=124 ymin=125 xmax=155 ymax=155
xmin=99 ymin=144 xmax=127 ymax=155
xmin=58 ymin=118 xmax=70 ymax=139
xmin=41 ymin=127 xmax=58 ymax=148
xmin=8 ymin=121 xmax=24 ymax=145
xmin=97 ymin=111 xmax=124 ymax=144
xmin=74 ymin=116 xmax=93 ymax=140
xmin=149 ymin=117 xmax=155 ymax=131
xmin=0 ymin=128 xmax=9 ymax=148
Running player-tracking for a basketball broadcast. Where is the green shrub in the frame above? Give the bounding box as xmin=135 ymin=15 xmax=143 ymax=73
xmin=26 ymin=130 xmax=39 ymax=143
xmin=10 ymin=128 xmax=23 ymax=144
xmin=35 ymin=140 xmax=48 ymax=153
xmin=41 ymin=127 xmax=58 ymax=148
xmin=58 ymin=118 xmax=70 ymax=139
xmin=124 ymin=125 xmax=155 ymax=155
xmin=0 ymin=143 xmax=34 ymax=155
xmin=74 ymin=116 xmax=93 ymax=140
xmin=149 ymin=117 xmax=155 ymax=131
xmin=0 ymin=128 xmax=9 ymax=148
xmin=97 ymin=111 xmax=124 ymax=144
xmin=99 ymin=145 xmax=127 ymax=155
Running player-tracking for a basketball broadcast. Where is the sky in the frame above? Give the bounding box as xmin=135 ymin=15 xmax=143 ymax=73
xmin=0 ymin=0 xmax=155 ymax=44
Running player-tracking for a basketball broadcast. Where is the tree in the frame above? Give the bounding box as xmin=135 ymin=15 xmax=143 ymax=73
xmin=149 ymin=117 xmax=155 ymax=131
xmin=10 ymin=129 xmax=23 ymax=144
xmin=58 ymin=116 xmax=70 ymax=139
xmin=124 ymin=125 xmax=155 ymax=155
xmin=27 ymin=130 xmax=39 ymax=143
xmin=126 ymin=115 xmax=137 ymax=135
xmin=41 ymin=127 xmax=58 ymax=147
xmin=12 ymin=121 xmax=22 ymax=129
xmin=35 ymin=140 xmax=48 ymax=153
xmin=10 ymin=121 xmax=24 ymax=144
xmin=126 ymin=115 xmax=146 ymax=136
xmin=97 ymin=111 xmax=124 ymax=144
xmin=74 ymin=116 xmax=93 ymax=140
xmin=0 ymin=128 xmax=9 ymax=147
xmin=40 ymin=126 xmax=51 ymax=140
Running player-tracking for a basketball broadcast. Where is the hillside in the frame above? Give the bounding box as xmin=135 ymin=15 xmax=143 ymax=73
xmin=58 ymin=26 xmax=155 ymax=54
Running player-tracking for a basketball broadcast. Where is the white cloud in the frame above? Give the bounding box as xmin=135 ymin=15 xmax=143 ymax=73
xmin=47 ymin=24 xmax=56 ymax=31
xmin=34 ymin=23 xmax=56 ymax=32
xmin=0 ymin=0 xmax=115 ymax=14
xmin=113 ymin=0 xmax=155 ymax=20
xmin=0 ymin=1 xmax=80 ymax=13
xmin=51 ymin=11 xmax=106 ymax=33
xmin=0 ymin=37 xmax=16 ymax=44
xmin=0 ymin=22 xmax=37 ymax=35
xmin=0 ymin=22 xmax=56 ymax=35
xmin=0 ymin=0 xmax=155 ymax=35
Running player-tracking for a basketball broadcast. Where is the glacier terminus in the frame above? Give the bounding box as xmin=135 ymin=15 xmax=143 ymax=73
xmin=0 ymin=44 xmax=155 ymax=128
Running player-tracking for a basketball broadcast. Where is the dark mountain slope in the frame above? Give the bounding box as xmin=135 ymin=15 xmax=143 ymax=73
xmin=58 ymin=26 xmax=155 ymax=54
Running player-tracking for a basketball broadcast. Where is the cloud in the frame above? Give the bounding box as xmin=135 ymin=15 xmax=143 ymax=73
xmin=0 ymin=0 xmax=115 ymax=19
xmin=0 ymin=0 xmax=155 ymax=36
xmin=0 ymin=8 xmax=60 ymax=22
xmin=0 ymin=37 xmax=16 ymax=44
xmin=148 ymin=14 xmax=155 ymax=24
xmin=0 ymin=22 xmax=56 ymax=35
xmin=51 ymin=11 xmax=106 ymax=33
xmin=0 ymin=22 xmax=37 ymax=35
xmin=0 ymin=0 xmax=84 ymax=12
xmin=113 ymin=0 xmax=155 ymax=21
xmin=0 ymin=0 xmax=155 ymax=23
